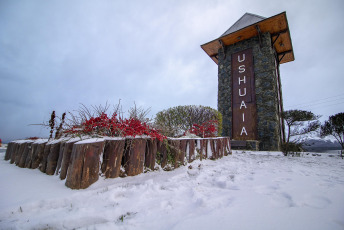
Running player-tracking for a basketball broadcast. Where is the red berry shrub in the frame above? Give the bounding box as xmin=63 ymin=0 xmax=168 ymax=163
xmin=65 ymin=113 xmax=166 ymax=141
xmin=188 ymin=120 xmax=218 ymax=138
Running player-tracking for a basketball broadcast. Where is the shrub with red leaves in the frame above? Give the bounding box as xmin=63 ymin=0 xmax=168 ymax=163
xmin=188 ymin=120 xmax=218 ymax=138
xmin=65 ymin=113 xmax=166 ymax=141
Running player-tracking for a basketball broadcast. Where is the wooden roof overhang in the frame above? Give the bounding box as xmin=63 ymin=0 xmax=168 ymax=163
xmin=201 ymin=12 xmax=294 ymax=65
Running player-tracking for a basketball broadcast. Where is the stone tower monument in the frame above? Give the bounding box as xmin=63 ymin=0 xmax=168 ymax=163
xmin=201 ymin=12 xmax=294 ymax=151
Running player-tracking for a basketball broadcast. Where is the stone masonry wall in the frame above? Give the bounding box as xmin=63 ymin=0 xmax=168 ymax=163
xmin=218 ymin=32 xmax=282 ymax=151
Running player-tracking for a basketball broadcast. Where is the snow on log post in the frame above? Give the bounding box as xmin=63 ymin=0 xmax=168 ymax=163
xmin=65 ymin=139 xmax=105 ymax=189
xmin=101 ymin=138 xmax=125 ymax=178
xmin=46 ymin=141 xmax=62 ymax=175
xmin=10 ymin=142 xmax=20 ymax=164
xmin=31 ymin=141 xmax=47 ymax=169
xmin=123 ymin=138 xmax=147 ymax=176
xmin=157 ymin=140 xmax=168 ymax=168
xmin=40 ymin=143 xmax=52 ymax=173
xmin=4 ymin=142 xmax=15 ymax=161
xmin=59 ymin=140 xmax=78 ymax=180
xmin=145 ymin=139 xmax=157 ymax=170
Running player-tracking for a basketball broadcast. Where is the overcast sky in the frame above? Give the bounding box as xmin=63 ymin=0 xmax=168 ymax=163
xmin=1 ymin=0 xmax=343 ymax=142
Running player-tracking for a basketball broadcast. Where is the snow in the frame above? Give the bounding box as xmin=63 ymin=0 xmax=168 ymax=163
xmin=1 ymin=149 xmax=344 ymax=230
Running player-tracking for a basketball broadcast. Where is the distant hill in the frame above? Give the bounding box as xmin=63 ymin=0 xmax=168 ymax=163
xmin=302 ymin=139 xmax=341 ymax=152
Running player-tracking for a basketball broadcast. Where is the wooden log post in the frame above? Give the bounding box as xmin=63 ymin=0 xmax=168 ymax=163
xmin=123 ymin=138 xmax=147 ymax=176
xmin=40 ymin=143 xmax=52 ymax=173
xmin=216 ymin=138 xmax=224 ymax=159
xmin=168 ymin=139 xmax=183 ymax=168
xmin=65 ymin=140 xmax=105 ymax=189
xmin=31 ymin=141 xmax=47 ymax=169
xmin=101 ymin=139 xmax=125 ymax=178
xmin=17 ymin=141 xmax=33 ymax=167
xmin=15 ymin=142 xmax=26 ymax=166
xmin=24 ymin=142 xmax=38 ymax=168
xmin=187 ymin=139 xmax=196 ymax=163
xmin=54 ymin=142 xmax=66 ymax=175
xmin=179 ymin=139 xmax=187 ymax=165
xmin=201 ymin=139 xmax=208 ymax=160
xmin=145 ymin=139 xmax=157 ymax=170
xmin=4 ymin=142 xmax=15 ymax=161
xmin=10 ymin=142 xmax=20 ymax=164
xmin=157 ymin=140 xmax=168 ymax=168
xmin=59 ymin=141 xmax=77 ymax=180
xmin=46 ymin=141 xmax=62 ymax=175
xmin=223 ymin=137 xmax=232 ymax=156
xmin=208 ymin=138 xmax=218 ymax=160
xmin=18 ymin=142 xmax=33 ymax=168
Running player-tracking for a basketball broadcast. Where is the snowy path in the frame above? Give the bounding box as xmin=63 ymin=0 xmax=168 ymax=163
xmin=1 ymin=150 xmax=344 ymax=230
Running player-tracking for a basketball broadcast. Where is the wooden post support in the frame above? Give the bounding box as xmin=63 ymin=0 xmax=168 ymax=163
xmin=145 ymin=139 xmax=157 ymax=170
xmin=59 ymin=141 xmax=77 ymax=180
xmin=101 ymin=139 xmax=125 ymax=178
xmin=65 ymin=140 xmax=105 ymax=189
xmin=123 ymin=138 xmax=147 ymax=176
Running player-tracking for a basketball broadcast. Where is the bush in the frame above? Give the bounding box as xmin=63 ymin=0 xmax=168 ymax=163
xmin=154 ymin=105 xmax=222 ymax=137
xmin=281 ymin=142 xmax=304 ymax=156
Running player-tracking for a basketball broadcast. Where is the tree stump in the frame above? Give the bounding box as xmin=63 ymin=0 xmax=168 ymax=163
xmin=18 ymin=142 xmax=32 ymax=168
xmin=40 ymin=143 xmax=52 ymax=173
xmin=168 ymin=139 xmax=183 ymax=168
xmin=157 ymin=140 xmax=168 ymax=168
xmin=101 ymin=139 xmax=125 ymax=178
xmin=59 ymin=141 xmax=77 ymax=180
xmin=65 ymin=140 xmax=105 ymax=189
xmin=187 ymin=139 xmax=196 ymax=163
xmin=145 ymin=139 xmax=157 ymax=170
xmin=46 ymin=141 xmax=62 ymax=175
xmin=208 ymin=139 xmax=216 ymax=160
xmin=24 ymin=142 xmax=38 ymax=168
xmin=4 ymin=142 xmax=15 ymax=161
xmin=200 ymin=139 xmax=208 ymax=160
xmin=123 ymin=138 xmax=147 ymax=176
xmin=223 ymin=138 xmax=231 ymax=156
xmin=54 ymin=142 xmax=66 ymax=175
xmin=10 ymin=142 xmax=20 ymax=164
xmin=31 ymin=142 xmax=47 ymax=169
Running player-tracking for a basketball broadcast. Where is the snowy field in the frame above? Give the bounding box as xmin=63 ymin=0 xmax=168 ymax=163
xmin=0 ymin=148 xmax=344 ymax=230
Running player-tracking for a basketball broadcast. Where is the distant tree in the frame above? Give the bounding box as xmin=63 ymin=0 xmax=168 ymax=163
xmin=282 ymin=109 xmax=320 ymax=156
xmin=320 ymin=112 xmax=344 ymax=158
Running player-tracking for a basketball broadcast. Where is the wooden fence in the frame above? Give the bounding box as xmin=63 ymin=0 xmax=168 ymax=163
xmin=4 ymin=137 xmax=231 ymax=189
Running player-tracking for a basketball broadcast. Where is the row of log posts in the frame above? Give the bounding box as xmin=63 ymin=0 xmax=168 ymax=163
xmin=4 ymin=137 xmax=231 ymax=189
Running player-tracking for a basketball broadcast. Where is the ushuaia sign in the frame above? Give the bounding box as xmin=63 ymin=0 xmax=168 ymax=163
xmin=201 ymin=12 xmax=295 ymax=150
xmin=231 ymin=48 xmax=257 ymax=140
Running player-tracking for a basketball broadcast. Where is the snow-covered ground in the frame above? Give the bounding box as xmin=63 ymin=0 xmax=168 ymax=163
xmin=0 ymin=149 xmax=344 ymax=230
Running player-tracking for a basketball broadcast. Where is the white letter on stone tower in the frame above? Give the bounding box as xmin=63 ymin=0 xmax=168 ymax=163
xmin=239 ymin=65 xmax=245 ymax=73
xmin=240 ymin=101 xmax=247 ymax=109
xmin=238 ymin=76 xmax=246 ymax=85
xmin=240 ymin=127 xmax=248 ymax=136
xmin=238 ymin=54 xmax=245 ymax=62
xmin=239 ymin=88 xmax=246 ymax=96
xmin=242 ymin=113 xmax=245 ymax=122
